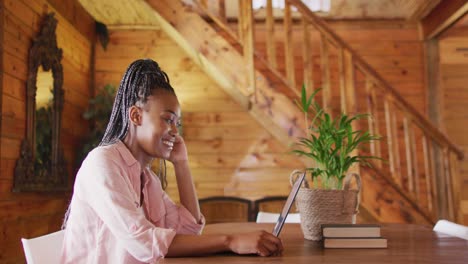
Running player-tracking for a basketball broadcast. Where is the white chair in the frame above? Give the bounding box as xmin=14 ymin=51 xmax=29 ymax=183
xmin=21 ymin=230 xmax=65 ymax=264
xmin=433 ymin=219 xmax=468 ymax=240
xmin=256 ymin=211 xmax=301 ymax=223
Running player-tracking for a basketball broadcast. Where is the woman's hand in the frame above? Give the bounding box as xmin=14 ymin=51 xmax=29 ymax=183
xmin=227 ymin=231 xmax=283 ymax=257
xmin=168 ymin=134 xmax=188 ymax=164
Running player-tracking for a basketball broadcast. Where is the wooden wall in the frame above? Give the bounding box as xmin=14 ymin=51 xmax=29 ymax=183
xmin=94 ymin=27 xmax=302 ymax=203
xmin=439 ymin=24 xmax=468 ymax=224
xmin=251 ymin=19 xmax=426 ymax=115
xmin=95 ymin=18 xmax=427 ymax=216
xmin=0 ymin=0 xmax=94 ymax=262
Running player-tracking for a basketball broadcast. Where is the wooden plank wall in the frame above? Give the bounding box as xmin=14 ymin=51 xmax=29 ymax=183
xmin=439 ymin=25 xmax=468 ymax=224
xmin=252 ymin=19 xmax=426 ymax=115
xmin=95 ymin=18 xmax=427 ymax=223
xmin=94 ymin=28 xmax=302 ymax=202
xmin=0 ymin=0 xmax=94 ymax=262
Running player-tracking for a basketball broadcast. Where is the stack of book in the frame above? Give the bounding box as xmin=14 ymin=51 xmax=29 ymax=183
xmin=321 ymin=224 xmax=387 ymax=249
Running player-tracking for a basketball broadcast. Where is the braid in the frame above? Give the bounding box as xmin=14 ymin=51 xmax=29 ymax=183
xmin=100 ymin=58 xmax=174 ymax=189
xmin=100 ymin=59 xmax=175 ymax=146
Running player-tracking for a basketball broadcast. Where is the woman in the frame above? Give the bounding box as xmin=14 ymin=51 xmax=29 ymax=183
xmin=61 ymin=59 xmax=283 ymax=263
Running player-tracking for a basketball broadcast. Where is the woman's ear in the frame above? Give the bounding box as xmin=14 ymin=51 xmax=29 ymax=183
xmin=128 ymin=105 xmax=142 ymax=126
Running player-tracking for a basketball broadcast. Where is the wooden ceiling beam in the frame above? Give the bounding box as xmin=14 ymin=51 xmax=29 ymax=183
xmin=405 ymin=0 xmax=441 ymax=21
xmin=421 ymin=0 xmax=468 ymax=39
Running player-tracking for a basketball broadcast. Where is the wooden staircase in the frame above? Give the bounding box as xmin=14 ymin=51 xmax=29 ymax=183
xmin=146 ymin=0 xmax=464 ymax=224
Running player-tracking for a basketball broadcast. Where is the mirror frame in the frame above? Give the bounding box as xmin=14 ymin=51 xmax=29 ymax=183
xmin=13 ymin=13 xmax=67 ymax=192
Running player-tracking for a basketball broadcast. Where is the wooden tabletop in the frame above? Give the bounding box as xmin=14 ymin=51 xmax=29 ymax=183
xmin=161 ymin=222 xmax=468 ymax=264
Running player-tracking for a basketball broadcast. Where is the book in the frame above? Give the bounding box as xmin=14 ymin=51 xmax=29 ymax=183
xmin=323 ymin=237 xmax=388 ymax=249
xmin=321 ymin=224 xmax=381 ymax=238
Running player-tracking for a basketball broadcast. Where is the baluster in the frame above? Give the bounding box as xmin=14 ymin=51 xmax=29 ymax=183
xmin=384 ymin=98 xmax=395 ymax=176
xmin=344 ymin=50 xmax=356 ymax=118
xmin=422 ymin=136 xmax=434 ymax=213
xmin=391 ymin=105 xmax=401 ymax=185
xmin=218 ymin=0 xmax=226 ymax=23
xmin=365 ymin=78 xmax=381 ymax=162
xmin=450 ymin=152 xmax=461 ymax=221
xmin=443 ymin=148 xmax=455 ymax=220
xmin=238 ymin=0 xmax=245 ymax=44
xmin=320 ymin=35 xmax=330 ymax=112
xmin=403 ymin=116 xmax=414 ymax=193
xmin=240 ymin=0 xmax=255 ymax=96
xmin=284 ymin=1 xmax=296 ymax=89
xmin=200 ymin=0 xmax=207 ymax=9
xmin=411 ymin=122 xmax=420 ymax=201
xmin=302 ymin=17 xmax=313 ymax=93
xmin=339 ymin=48 xmax=346 ymax=113
xmin=265 ymin=0 xmax=277 ymax=69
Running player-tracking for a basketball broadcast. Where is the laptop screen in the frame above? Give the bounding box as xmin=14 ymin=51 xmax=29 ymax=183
xmin=272 ymin=171 xmax=305 ymax=237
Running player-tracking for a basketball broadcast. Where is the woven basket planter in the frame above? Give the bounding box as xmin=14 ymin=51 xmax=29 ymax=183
xmin=291 ymin=171 xmax=361 ymax=241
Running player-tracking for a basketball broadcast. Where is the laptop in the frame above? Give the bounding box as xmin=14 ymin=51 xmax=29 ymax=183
xmin=272 ymin=171 xmax=306 ymax=237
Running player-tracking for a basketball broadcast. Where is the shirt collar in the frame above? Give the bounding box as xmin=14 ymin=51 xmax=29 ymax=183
xmin=115 ymin=140 xmax=140 ymax=168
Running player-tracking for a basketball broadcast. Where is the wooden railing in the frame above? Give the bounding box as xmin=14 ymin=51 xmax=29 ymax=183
xmin=194 ymin=0 xmax=464 ymax=222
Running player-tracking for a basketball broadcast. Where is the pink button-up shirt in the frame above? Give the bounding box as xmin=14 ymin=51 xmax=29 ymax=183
xmin=61 ymin=141 xmax=204 ymax=263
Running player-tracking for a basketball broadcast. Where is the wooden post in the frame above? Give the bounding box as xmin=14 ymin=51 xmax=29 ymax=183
xmin=411 ymin=123 xmax=420 ymax=202
xmin=320 ymin=35 xmax=330 ymax=113
xmin=365 ymin=78 xmax=381 ymax=166
xmin=404 ymin=117 xmax=414 ymax=193
xmin=443 ymin=148 xmax=455 ymax=220
xmin=384 ymin=98 xmax=395 ymax=177
xmin=339 ymin=48 xmax=346 ymax=113
xmin=238 ymin=0 xmax=245 ymax=44
xmin=422 ymin=136 xmax=434 ymax=214
xmin=391 ymin=106 xmax=401 ymax=185
xmin=284 ymin=1 xmax=296 ymax=90
xmin=302 ymin=17 xmax=313 ymax=93
xmin=265 ymin=0 xmax=277 ymax=69
xmin=218 ymin=0 xmax=226 ymax=23
xmin=240 ymin=0 xmax=256 ymax=96
xmin=344 ymin=50 xmax=356 ymax=117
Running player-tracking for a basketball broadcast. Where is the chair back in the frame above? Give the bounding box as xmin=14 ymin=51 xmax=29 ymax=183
xmin=433 ymin=219 xmax=468 ymax=240
xmin=21 ymin=230 xmax=65 ymax=264
xmin=199 ymin=196 xmax=253 ymax=223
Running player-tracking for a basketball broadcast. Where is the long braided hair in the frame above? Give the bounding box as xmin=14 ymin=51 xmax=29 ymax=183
xmin=100 ymin=58 xmax=175 ymax=146
xmin=63 ymin=59 xmax=174 ymax=229
xmin=101 ymin=59 xmax=174 ymax=190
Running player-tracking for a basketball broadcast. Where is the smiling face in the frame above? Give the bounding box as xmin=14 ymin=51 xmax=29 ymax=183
xmin=135 ymin=90 xmax=181 ymax=160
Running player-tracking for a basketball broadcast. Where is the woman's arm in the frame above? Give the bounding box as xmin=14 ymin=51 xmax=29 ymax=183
xmin=172 ymin=159 xmax=201 ymax=222
xmin=168 ymin=135 xmax=201 ymax=222
xmin=167 ymin=231 xmax=283 ymax=257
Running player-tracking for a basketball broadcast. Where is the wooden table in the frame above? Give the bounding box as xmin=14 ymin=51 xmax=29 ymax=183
xmin=161 ymin=223 xmax=468 ymax=264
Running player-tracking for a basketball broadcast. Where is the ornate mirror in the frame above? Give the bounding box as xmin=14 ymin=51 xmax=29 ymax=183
xmin=13 ymin=13 xmax=67 ymax=192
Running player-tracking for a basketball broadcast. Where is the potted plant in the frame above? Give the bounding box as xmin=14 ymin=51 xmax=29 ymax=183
xmin=291 ymin=86 xmax=381 ymax=240
xmin=76 ymin=84 xmax=116 ymax=167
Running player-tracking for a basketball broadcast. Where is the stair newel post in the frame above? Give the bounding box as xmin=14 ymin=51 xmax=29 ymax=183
xmin=319 ymin=34 xmax=330 ymax=113
xmin=284 ymin=0 xmax=296 ymax=91
xmin=302 ymin=16 xmax=313 ymax=94
xmin=365 ymin=78 xmax=381 ymax=167
xmin=240 ymin=0 xmax=256 ymax=97
xmin=265 ymin=0 xmax=277 ymax=69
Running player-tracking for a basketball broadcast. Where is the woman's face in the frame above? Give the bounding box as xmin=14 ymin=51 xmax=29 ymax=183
xmin=136 ymin=90 xmax=181 ymax=160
